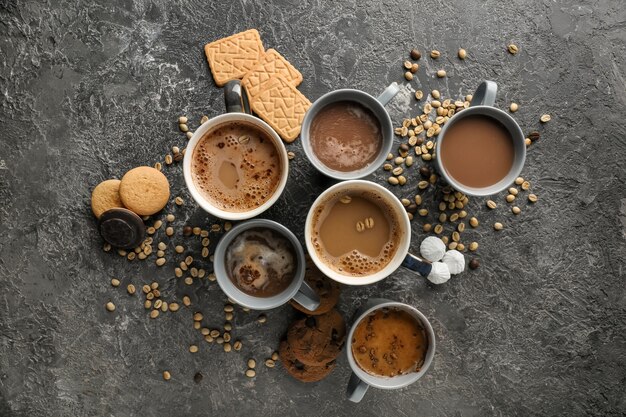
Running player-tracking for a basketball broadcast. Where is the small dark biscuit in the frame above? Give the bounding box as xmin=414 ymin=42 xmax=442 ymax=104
xmin=279 ymin=340 xmax=335 ymax=383
xmin=290 ymin=256 xmax=340 ymax=316
xmin=98 ymin=208 xmax=145 ymax=249
xmin=286 ymin=309 xmax=346 ymax=366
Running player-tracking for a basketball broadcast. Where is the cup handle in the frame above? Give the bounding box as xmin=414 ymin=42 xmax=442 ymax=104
xmin=347 ymin=372 xmax=370 ymax=403
xmin=291 ymin=281 xmax=321 ymax=312
xmin=469 ymin=80 xmax=497 ymax=107
xmin=401 ymin=253 xmax=433 ymax=277
xmin=224 ymin=80 xmax=250 ymax=113
xmin=376 ymin=82 xmax=401 ymax=106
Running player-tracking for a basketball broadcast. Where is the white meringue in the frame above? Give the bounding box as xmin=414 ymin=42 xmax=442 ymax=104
xmin=419 ymin=236 xmax=446 ymax=262
xmin=427 ymin=261 xmax=451 ymax=284
xmin=442 ymin=250 xmax=465 ymax=275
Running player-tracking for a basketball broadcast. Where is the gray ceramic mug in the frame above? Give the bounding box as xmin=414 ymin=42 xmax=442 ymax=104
xmin=346 ymin=299 xmax=436 ymax=403
xmin=213 ymin=219 xmax=320 ymax=311
xmin=300 ymin=83 xmax=401 ymax=180
xmin=435 ymin=80 xmax=526 ymax=197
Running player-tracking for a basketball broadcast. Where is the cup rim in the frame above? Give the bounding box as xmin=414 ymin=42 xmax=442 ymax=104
xmin=300 ymin=89 xmax=394 ymax=180
xmin=346 ymin=301 xmax=436 ymax=389
xmin=304 ymin=180 xmax=411 ymax=286
xmin=435 ymin=106 xmax=526 ymax=197
xmin=182 ymin=113 xmax=289 ymax=221
xmin=213 ymin=219 xmax=306 ymax=310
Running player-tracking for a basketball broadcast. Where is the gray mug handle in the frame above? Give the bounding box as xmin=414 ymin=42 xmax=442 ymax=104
xmin=291 ymin=281 xmax=321 ymax=311
xmin=347 ymin=372 xmax=370 ymax=403
xmin=470 ymin=80 xmax=497 ymax=107
xmin=224 ymin=80 xmax=250 ymax=113
xmin=376 ymin=82 xmax=401 ymax=106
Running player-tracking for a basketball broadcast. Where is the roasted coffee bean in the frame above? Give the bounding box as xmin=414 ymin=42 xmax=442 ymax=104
xmin=528 ymin=131 xmax=540 ymax=142
xmin=469 ymin=259 xmax=480 ymax=270
xmin=410 ymin=49 xmax=422 ymax=60
xmin=183 ymin=226 xmax=193 ymax=237
xmin=419 ymin=166 xmax=431 ymax=178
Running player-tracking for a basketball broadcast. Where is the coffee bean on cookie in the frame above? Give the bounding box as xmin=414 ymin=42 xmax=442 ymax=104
xmin=98 ymin=208 xmax=145 ymax=249
xmin=91 ymin=179 xmax=124 ymax=218
xmin=286 ymin=309 xmax=346 ymax=366
xmin=279 ymin=340 xmax=336 ymax=383
xmin=290 ymin=256 xmax=340 ymax=316
xmin=119 ymin=167 xmax=170 ymax=216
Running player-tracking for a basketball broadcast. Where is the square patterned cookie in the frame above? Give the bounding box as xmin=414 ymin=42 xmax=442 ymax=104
xmin=204 ymin=29 xmax=265 ymax=87
xmin=250 ymin=74 xmax=311 ymax=143
xmin=242 ymin=49 xmax=303 ymax=102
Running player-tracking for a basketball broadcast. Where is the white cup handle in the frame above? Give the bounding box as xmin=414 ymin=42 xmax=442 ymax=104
xmin=376 ymin=82 xmax=401 ymax=106
xmin=291 ymin=281 xmax=320 ymax=311
xmin=346 ymin=371 xmax=370 ymax=403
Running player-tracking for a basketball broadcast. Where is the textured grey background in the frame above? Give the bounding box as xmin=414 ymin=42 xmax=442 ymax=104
xmin=1 ymin=0 xmax=626 ymax=416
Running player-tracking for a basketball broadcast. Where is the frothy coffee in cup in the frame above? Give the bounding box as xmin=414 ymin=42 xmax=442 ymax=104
xmin=191 ymin=121 xmax=283 ymax=212
xmin=351 ymin=307 xmax=428 ymax=377
xmin=309 ymin=101 xmax=382 ymax=172
xmin=310 ymin=189 xmax=402 ymax=277
xmin=225 ymin=227 xmax=296 ymax=297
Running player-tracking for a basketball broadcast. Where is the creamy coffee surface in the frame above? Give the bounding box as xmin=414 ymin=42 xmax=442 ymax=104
xmin=352 ymin=307 xmax=428 ymax=377
xmin=191 ymin=122 xmax=282 ymax=212
xmin=310 ymin=190 xmax=401 ymax=277
xmin=225 ymin=228 xmax=296 ymax=297
xmin=439 ymin=115 xmax=515 ymax=188
xmin=309 ymin=101 xmax=382 ymax=172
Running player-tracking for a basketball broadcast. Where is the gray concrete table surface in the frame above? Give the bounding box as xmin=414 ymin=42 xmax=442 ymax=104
xmin=1 ymin=0 xmax=625 ymax=416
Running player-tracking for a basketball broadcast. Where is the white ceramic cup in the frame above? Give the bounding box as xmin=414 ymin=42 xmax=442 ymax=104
xmin=305 ymin=180 xmax=434 ymax=286
xmin=345 ymin=299 xmax=436 ymax=403
xmin=182 ymin=81 xmax=289 ymax=221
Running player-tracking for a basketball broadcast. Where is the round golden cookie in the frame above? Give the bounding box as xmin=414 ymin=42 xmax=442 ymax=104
xmin=286 ymin=309 xmax=346 ymax=366
xmin=290 ymin=255 xmax=340 ymax=315
xmin=279 ymin=340 xmax=336 ymax=383
xmin=119 ymin=167 xmax=170 ymax=216
xmin=91 ymin=179 xmax=124 ymax=218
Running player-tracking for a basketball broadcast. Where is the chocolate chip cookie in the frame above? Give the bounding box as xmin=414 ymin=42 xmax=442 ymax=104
xmin=286 ymin=309 xmax=346 ymax=366
xmin=290 ymin=256 xmax=340 ymax=316
xmin=279 ymin=340 xmax=335 ymax=383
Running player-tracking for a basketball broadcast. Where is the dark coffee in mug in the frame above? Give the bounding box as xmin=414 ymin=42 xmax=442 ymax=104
xmin=439 ymin=115 xmax=515 ymax=188
xmin=352 ymin=307 xmax=428 ymax=377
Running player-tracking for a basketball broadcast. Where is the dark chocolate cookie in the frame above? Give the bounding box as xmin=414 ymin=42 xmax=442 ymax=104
xmin=290 ymin=256 xmax=341 ymax=316
xmin=279 ymin=340 xmax=335 ymax=383
xmin=286 ymin=309 xmax=346 ymax=366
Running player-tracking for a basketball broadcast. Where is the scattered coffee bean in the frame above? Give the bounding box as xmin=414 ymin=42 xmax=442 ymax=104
xmin=540 ymin=114 xmax=551 ymax=123
xmin=183 ymin=296 xmax=191 ymax=306
xmin=469 ymin=242 xmax=479 ymax=251
xmin=106 ymin=302 xmax=115 ymax=312
xmin=529 ymin=131 xmax=540 ymax=141
xmin=179 ymin=124 xmax=189 ymax=132
xmin=245 ymin=369 xmax=256 ymax=378
xmin=247 ymin=359 xmax=256 ymax=369
xmin=257 ymin=314 xmax=267 ymax=323
xmin=469 ymin=259 xmax=480 ymax=270
xmin=388 ymin=177 xmax=399 ymax=185
xmin=156 ymin=258 xmax=166 ymax=266
xmin=487 ymin=200 xmax=497 ymax=209
xmin=415 ymin=90 xmax=424 ymax=100
xmin=507 ymin=44 xmax=519 ymax=55
xmin=234 ymin=340 xmax=243 ymax=351
xmin=403 ymin=60 xmax=412 ymax=70
xmin=430 ymin=50 xmax=440 ymax=59
xmin=175 ymin=197 xmax=183 ymax=206
xmin=419 ymin=166 xmax=431 ymax=178
xmin=512 ymin=206 xmax=521 ymax=215
xmin=458 ymin=48 xmax=467 ymax=59
xmin=469 ymin=217 xmax=479 ymax=228
xmin=150 ymin=310 xmax=159 ymax=319
xmin=404 ymin=71 xmax=413 ymax=81
xmin=515 ymin=177 xmax=524 ymax=185
xmin=506 ymin=194 xmax=516 ymax=203
xmin=410 ymin=49 xmax=422 ymax=60
xmin=510 ymin=103 xmax=519 ymax=112
xmin=265 ymin=359 xmax=275 ymax=368
xmin=494 ymin=222 xmax=503 ymax=231
xmin=410 ymin=63 xmax=419 ymax=73
xmin=166 ymin=227 xmax=174 ymax=236
xmin=193 ymin=372 xmax=203 ymax=383
xmin=127 ymin=284 xmax=136 ymax=295
xmin=111 ymin=278 xmax=120 ymax=287
xmin=528 ymin=193 xmax=538 ymax=203
xmin=169 ymin=303 xmax=179 ymax=312
xmin=189 ymin=345 xmax=198 ymax=353
xmin=163 ymin=370 xmax=171 ymax=381
xmin=434 ymin=224 xmax=443 ymax=234
xmin=436 ymin=70 xmax=446 ymax=78
xmin=521 ymin=181 xmax=531 ymax=190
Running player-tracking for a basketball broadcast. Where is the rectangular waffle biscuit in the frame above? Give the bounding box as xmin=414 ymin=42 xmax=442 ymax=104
xmin=204 ymin=29 xmax=265 ymax=87
xmin=250 ymin=74 xmax=311 ymax=143
xmin=241 ymin=49 xmax=303 ymax=102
